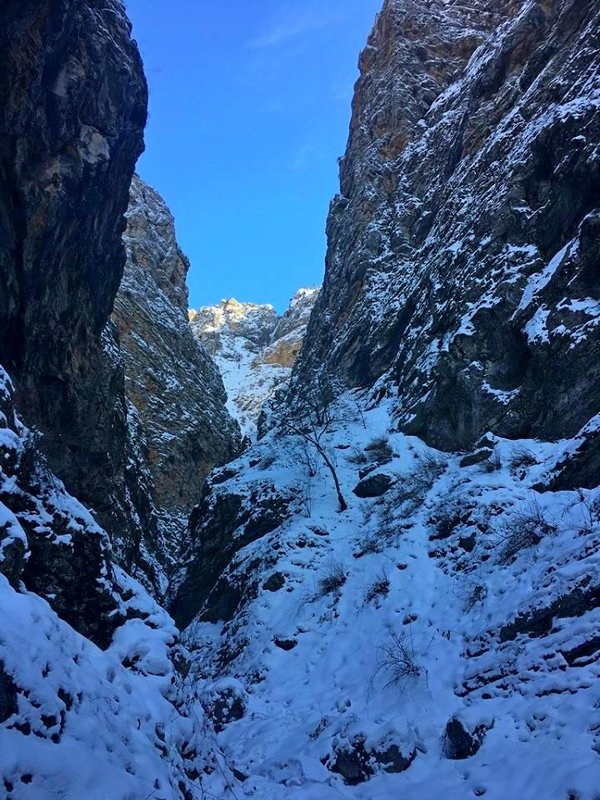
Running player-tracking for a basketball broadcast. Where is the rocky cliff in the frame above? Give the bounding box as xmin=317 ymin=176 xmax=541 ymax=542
xmin=0 ymin=368 xmax=235 ymax=799
xmin=293 ymin=0 xmax=600 ymax=462
xmin=2 ymin=0 xmax=600 ymax=797
xmin=190 ymin=288 xmax=319 ymax=438
xmin=0 ymin=2 xmax=238 ymax=797
xmin=0 ymin=0 xmax=152 ymax=567
xmin=113 ymin=175 xmax=242 ymax=578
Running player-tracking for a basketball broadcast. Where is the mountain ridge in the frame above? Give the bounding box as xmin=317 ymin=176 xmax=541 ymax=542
xmin=190 ymin=288 xmax=319 ymax=439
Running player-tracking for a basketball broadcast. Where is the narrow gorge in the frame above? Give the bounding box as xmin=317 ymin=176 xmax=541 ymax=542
xmin=1 ymin=1 xmax=599 ymax=799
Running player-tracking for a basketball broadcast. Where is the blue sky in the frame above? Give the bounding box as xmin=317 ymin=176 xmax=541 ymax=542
xmin=125 ymin=0 xmax=381 ymax=312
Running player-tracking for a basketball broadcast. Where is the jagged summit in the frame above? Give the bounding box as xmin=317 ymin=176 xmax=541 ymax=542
xmin=189 ymin=298 xmax=279 ymax=352
xmin=190 ymin=288 xmax=320 ymax=438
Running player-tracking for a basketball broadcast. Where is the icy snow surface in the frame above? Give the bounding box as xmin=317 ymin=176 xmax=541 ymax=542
xmin=180 ymin=395 xmax=600 ymax=799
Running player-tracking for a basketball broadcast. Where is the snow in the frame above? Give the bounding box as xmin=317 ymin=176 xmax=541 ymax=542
xmin=0 ymin=570 xmax=222 ymax=800
xmin=524 ymin=306 xmax=550 ymax=344
xmin=516 ymin=240 xmax=574 ymax=314
xmin=190 ymin=289 xmax=320 ymax=439
xmin=177 ymin=395 xmax=600 ymax=799
xmin=212 ymin=336 xmax=289 ymax=439
xmin=0 ymin=370 xmax=237 ymax=800
xmin=0 ymin=503 xmax=27 ymax=562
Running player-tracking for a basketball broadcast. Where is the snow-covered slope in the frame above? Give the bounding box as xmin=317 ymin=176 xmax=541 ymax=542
xmin=173 ymin=2 xmax=600 ymax=795
xmin=2 ymin=0 xmax=599 ymax=797
xmin=0 ymin=368 xmax=236 ymax=800
xmin=190 ymin=289 xmax=319 ymax=439
xmin=175 ymin=392 xmax=600 ymax=799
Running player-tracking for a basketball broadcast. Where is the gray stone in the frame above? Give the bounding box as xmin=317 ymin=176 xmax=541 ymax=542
xmin=172 ymin=481 xmax=292 ymax=628
xmin=327 ymin=738 xmax=416 ymax=785
xmin=443 ymin=718 xmax=488 ymax=760
xmin=263 ymin=572 xmax=286 ymax=592
xmin=290 ymin=0 xmax=600 ymax=459
xmin=112 ymin=176 xmax=242 ymax=570
xmin=0 ymin=664 xmax=17 ymax=723
xmin=459 ymin=449 xmax=494 ymax=468
xmin=353 ymin=473 xmax=394 ymax=498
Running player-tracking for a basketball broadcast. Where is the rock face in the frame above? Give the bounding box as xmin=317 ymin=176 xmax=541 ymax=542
xmin=0 ymin=5 xmax=242 ymax=797
xmin=173 ymin=3 xmax=600 ymax=796
xmin=171 ymin=465 xmax=294 ymax=628
xmin=113 ymin=176 xmax=242 ymax=572
xmin=0 ymin=367 xmax=127 ymax=649
xmin=293 ymin=0 xmax=600 ymax=457
xmin=0 ymin=0 xmax=150 ymax=564
xmin=190 ymin=288 xmax=319 ymax=438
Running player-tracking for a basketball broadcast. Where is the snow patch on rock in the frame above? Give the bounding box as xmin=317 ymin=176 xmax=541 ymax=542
xmin=190 ymin=288 xmax=319 ymax=439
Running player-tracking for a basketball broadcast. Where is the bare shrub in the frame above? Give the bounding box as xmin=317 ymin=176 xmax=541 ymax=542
xmin=365 ymin=436 xmax=394 ymax=465
xmin=498 ymin=497 xmax=556 ymax=563
xmin=464 ymin=582 xmax=488 ymax=612
xmin=257 ymin=452 xmax=276 ymax=470
xmin=394 ymin=452 xmax=447 ymax=511
xmin=297 ymin=438 xmax=318 ymax=478
xmin=353 ymin=530 xmax=384 ymax=558
xmin=294 ymin=480 xmax=313 ymax=518
xmin=346 ymin=447 xmax=368 ymax=466
xmin=509 ymin=446 xmax=537 ymax=476
xmin=364 ymin=570 xmax=390 ymax=604
xmin=482 ymin=452 xmax=502 ymax=473
xmin=575 ymin=489 xmax=600 ymax=535
xmin=280 ymin=374 xmax=348 ymax=512
xmin=377 ymin=495 xmax=401 ymax=539
xmin=411 ymin=451 xmax=447 ymax=493
xmin=318 ymin=561 xmax=347 ymax=596
xmin=372 ymin=626 xmax=422 ymax=690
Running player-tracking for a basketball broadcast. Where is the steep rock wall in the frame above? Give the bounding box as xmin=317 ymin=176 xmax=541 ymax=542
xmin=113 ymin=175 xmax=242 ymax=566
xmin=293 ymin=0 xmax=600 ymax=455
xmin=0 ymin=0 xmax=150 ymax=560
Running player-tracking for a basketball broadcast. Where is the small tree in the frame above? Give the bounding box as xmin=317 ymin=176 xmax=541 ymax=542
xmin=281 ymin=374 xmax=348 ymax=512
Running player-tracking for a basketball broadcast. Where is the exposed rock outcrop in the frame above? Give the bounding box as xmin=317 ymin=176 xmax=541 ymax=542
xmin=293 ymin=0 xmax=600 ymax=458
xmin=0 ymin=368 xmax=234 ymax=797
xmin=0 ymin=0 xmax=150 ymax=565
xmin=171 ymin=469 xmax=294 ymax=628
xmin=190 ymin=288 xmax=319 ymax=438
xmin=0 ymin=367 xmax=127 ymax=648
xmin=113 ymin=175 xmax=242 ymax=575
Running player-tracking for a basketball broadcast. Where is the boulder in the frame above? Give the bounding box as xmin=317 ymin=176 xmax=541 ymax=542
xmin=353 ymin=473 xmax=394 ymax=498
xmin=443 ymin=717 xmax=489 ymax=759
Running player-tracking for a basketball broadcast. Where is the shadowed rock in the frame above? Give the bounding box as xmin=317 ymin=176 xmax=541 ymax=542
xmin=292 ymin=0 xmax=600 ymax=453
